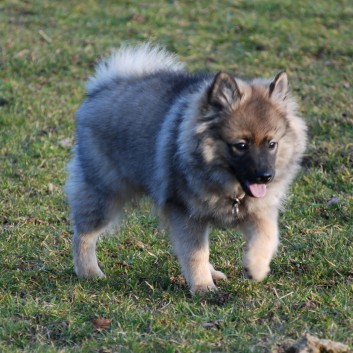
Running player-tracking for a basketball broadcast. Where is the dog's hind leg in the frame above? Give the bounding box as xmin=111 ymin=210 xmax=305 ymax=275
xmin=70 ymin=192 xmax=125 ymax=278
xmin=70 ymin=190 xmax=123 ymax=278
xmin=73 ymin=227 xmax=106 ymax=278
xmin=66 ymin=160 xmax=124 ymax=278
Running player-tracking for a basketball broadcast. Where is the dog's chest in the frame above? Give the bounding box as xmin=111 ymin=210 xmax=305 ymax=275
xmin=189 ymin=191 xmax=248 ymax=226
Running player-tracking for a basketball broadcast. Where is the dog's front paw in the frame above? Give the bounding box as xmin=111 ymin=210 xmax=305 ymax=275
xmin=243 ymin=261 xmax=270 ymax=281
xmin=75 ymin=263 xmax=106 ymax=278
xmin=191 ymin=282 xmax=217 ymax=295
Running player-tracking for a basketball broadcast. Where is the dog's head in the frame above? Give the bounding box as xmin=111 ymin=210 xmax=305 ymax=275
xmin=198 ymin=71 xmax=290 ymax=198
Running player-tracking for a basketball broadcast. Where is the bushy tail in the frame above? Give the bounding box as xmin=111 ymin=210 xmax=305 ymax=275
xmin=86 ymin=42 xmax=184 ymax=94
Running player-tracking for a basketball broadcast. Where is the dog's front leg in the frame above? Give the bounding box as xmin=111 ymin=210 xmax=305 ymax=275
xmin=239 ymin=210 xmax=279 ymax=281
xmin=169 ymin=206 xmax=215 ymax=294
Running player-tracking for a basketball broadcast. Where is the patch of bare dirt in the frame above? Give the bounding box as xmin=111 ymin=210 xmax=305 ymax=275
xmin=274 ymin=334 xmax=352 ymax=353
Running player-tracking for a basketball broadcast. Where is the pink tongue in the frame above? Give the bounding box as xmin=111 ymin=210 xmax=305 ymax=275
xmin=248 ymin=183 xmax=267 ymax=198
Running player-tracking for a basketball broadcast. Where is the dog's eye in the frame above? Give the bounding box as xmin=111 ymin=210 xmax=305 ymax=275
xmin=269 ymin=141 xmax=277 ymax=150
xmin=233 ymin=142 xmax=248 ymax=151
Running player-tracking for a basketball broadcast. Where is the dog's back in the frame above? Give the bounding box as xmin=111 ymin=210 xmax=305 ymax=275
xmin=74 ymin=44 xmax=206 ymax=195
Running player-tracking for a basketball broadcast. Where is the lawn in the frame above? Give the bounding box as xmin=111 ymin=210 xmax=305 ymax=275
xmin=0 ymin=0 xmax=352 ymax=352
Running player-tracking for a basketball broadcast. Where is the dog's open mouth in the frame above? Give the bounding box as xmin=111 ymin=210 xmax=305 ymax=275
xmin=248 ymin=183 xmax=267 ymax=197
xmin=243 ymin=182 xmax=267 ymax=198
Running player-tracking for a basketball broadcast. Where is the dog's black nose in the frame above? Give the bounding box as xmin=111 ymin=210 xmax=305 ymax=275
xmin=255 ymin=171 xmax=273 ymax=184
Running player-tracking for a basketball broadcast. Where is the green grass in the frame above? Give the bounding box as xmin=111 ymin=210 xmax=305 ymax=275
xmin=1 ymin=0 xmax=352 ymax=352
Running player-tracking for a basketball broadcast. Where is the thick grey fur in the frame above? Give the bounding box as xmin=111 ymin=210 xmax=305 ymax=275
xmin=66 ymin=43 xmax=307 ymax=293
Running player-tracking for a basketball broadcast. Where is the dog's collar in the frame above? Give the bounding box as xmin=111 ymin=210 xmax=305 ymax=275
xmin=231 ymin=192 xmax=245 ymax=216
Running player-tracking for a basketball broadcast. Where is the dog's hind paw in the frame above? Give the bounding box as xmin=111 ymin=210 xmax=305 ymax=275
xmin=209 ymin=263 xmax=227 ymax=282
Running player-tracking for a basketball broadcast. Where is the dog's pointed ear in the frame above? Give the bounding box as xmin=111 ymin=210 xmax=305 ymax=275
xmin=269 ymin=71 xmax=288 ymax=100
xmin=208 ymin=72 xmax=242 ymax=109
